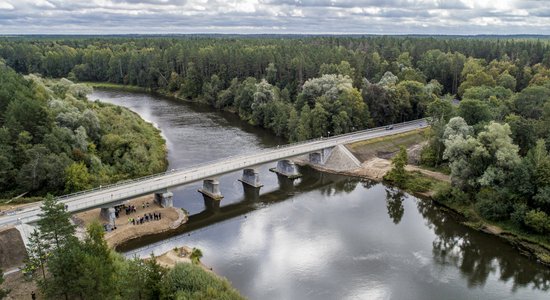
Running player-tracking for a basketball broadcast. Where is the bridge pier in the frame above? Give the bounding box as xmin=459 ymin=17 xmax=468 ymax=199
xmin=276 ymin=173 xmax=297 ymax=192
xmin=270 ymin=159 xmax=301 ymax=179
xmin=203 ymin=197 xmax=221 ymax=211
xmin=154 ymin=191 xmax=174 ymax=208
xmin=100 ymin=207 xmax=116 ymax=227
xmin=239 ymin=168 xmax=263 ymax=188
xmin=198 ymin=178 xmax=224 ymax=201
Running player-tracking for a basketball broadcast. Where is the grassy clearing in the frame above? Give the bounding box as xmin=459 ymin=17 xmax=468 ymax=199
xmin=348 ymin=129 xmax=427 ymax=161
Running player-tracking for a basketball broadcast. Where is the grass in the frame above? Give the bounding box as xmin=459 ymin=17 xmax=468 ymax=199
xmin=418 ymin=164 xmax=451 ymax=175
xmin=348 ymin=129 xmax=427 ymax=161
xmin=402 ymin=171 xmax=448 ymax=193
xmin=82 ymin=82 xmax=149 ymax=92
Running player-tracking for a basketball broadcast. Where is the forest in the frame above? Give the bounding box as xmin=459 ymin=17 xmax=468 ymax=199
xmin=0 ymin=62 xmax=167 ymax=199
xmin=20 ymin=195 xmax=243 ymax=300
xmin=2 ymin=35 xmax=550 ymax=237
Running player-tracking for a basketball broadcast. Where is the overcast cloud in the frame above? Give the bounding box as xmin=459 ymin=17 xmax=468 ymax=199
xmin=0 ymin=0 xmax=549 ymax=34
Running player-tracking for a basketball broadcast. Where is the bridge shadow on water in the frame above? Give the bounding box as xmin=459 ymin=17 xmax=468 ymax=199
xmin=116 ymin=166 xmax=359 ymax=252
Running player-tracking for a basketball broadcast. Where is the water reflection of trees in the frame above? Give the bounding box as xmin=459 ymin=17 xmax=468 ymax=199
xmin=385 ymin=188 xmax=405 ymax=225
xmin=416 ymin=199 xmax=550 ymax=292
xmin=316 ymin=172 xmax=359 ymax=196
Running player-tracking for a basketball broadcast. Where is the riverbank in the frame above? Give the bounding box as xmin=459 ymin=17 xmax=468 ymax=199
xmin=84 ymin=82 xmax=198 ymax=103
xmin=73 ymin=195 xmax=188 ymax=249
xmin=298 ymin=132 xmax=550 ymax=267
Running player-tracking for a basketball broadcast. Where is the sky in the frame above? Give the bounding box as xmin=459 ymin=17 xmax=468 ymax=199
xmin=0 ymin=0 xmax=549 ymax=35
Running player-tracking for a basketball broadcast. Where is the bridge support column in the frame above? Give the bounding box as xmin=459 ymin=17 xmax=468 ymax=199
xmin=203 ymin=197 xmax=221 ymax=211
xmin=154 ymin=191 xmax=174 ymax=208
xmin=198 ymin=178 xmax=223 ymax=201
xmin=270 ymin=159 xmax=301 ymax=179
xmin=100 ymin=207 xmax=116 ymax=227
xmin=239 ymin=168 xmax=263 ymax=188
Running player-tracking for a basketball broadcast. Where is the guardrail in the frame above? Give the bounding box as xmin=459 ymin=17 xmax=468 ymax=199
xmin=59 ymin=118 xmax=426 ymax=201
xmin=0 ymin=118 xmax=428 ymax=227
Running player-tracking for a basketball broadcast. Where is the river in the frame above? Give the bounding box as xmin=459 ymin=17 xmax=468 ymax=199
xmin=90 ymin=89 xmax=550 ymax=300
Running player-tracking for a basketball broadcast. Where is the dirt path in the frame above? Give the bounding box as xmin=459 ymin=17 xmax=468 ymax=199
xmin=405 ymin=165 xmax=451 ymax=183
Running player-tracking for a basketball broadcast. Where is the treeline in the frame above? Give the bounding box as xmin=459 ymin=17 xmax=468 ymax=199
xmin=22 ymin=196 xmax=243 ymax=300
xmin=0 ymin=63 xmax=166 ymax=198
xmin=1 ymin=37 xmax=550 ymax=141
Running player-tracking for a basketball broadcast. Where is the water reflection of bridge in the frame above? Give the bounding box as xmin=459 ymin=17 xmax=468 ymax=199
xmin=120 ymin=168 xmax=360 ymax=254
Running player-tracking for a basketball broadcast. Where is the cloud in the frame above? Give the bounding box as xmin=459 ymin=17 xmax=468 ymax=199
xmin=0 ymin=1 xmax=14 ymax=10
xmin=0 ymin=0 xmax=549 ymax=34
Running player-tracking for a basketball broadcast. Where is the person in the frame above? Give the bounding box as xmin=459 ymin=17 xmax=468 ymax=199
xmin=159 ymin=212 xmax=162 ymax=220
xmin=31 ymin=291 xmax=36 ymax=300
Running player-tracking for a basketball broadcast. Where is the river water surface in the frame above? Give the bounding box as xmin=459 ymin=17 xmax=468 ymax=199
xmin=90 ymin=89 xmax=550 ymax=300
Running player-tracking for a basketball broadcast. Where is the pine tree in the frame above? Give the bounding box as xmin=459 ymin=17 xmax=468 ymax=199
xmin=385 ymin=146 xmax=408 ymax=187
xmin=37 ymin=195 xmax=76 ymax=249
xmin=78 ymin=222 xmax=115 ymax=299
xmin=23 ymin=229 xmax=49 ymax=280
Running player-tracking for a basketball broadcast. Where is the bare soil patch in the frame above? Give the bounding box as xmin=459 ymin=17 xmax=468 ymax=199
xmin=73 ymin=195 xmax=187 ymax=248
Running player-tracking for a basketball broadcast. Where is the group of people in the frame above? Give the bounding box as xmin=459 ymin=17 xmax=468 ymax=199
xmin=114 ymin=202 xmax=147 ymax=219
xmin=120 ymin=205 xmax=138 ymax=216
xmin=129 ymin=212 xmax=162 ymax=225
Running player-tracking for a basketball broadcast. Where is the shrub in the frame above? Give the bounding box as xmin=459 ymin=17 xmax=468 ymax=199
xmin=160 ymin=263 xmax=244 ymax=300
xmin=475 ymin=189 xmax=511 ymax=221
xmin=420 ymin=146 xmax=437 ymax=167
xmin=405 ymin=175 xmax=433 ymax=193
xmin=524 ymin=209 xmax=550 ymax=234
xmin=510 ymin=202 xmax=529 ymax=227
xmin=433 ymin=185 xmax=470 ymax=205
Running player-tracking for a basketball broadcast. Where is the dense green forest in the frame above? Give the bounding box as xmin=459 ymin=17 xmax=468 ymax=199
xmin=1 ymin=36 xmax=549 ymax=140
xmin=2 ymin=35 xmax=550 ymax=236
xmin=0 ymin=62 xmax=167 ymax=199
xmin=21 ymin=196 xmax=243 ymax=300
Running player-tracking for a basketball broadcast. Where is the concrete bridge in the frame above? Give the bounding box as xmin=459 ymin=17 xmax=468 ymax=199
xmin=0 ymin=119 xmax=427 ymax=236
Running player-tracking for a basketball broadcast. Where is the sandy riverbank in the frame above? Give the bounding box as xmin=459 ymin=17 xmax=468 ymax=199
xmin=153 ymin=246 xmax=212 ymax=272
xmin=73 ymin=195 xmax=187 ymax=248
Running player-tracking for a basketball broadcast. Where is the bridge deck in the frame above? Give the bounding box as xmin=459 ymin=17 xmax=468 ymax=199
xmin=0 ymin=119 xmax=427 ymax=227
